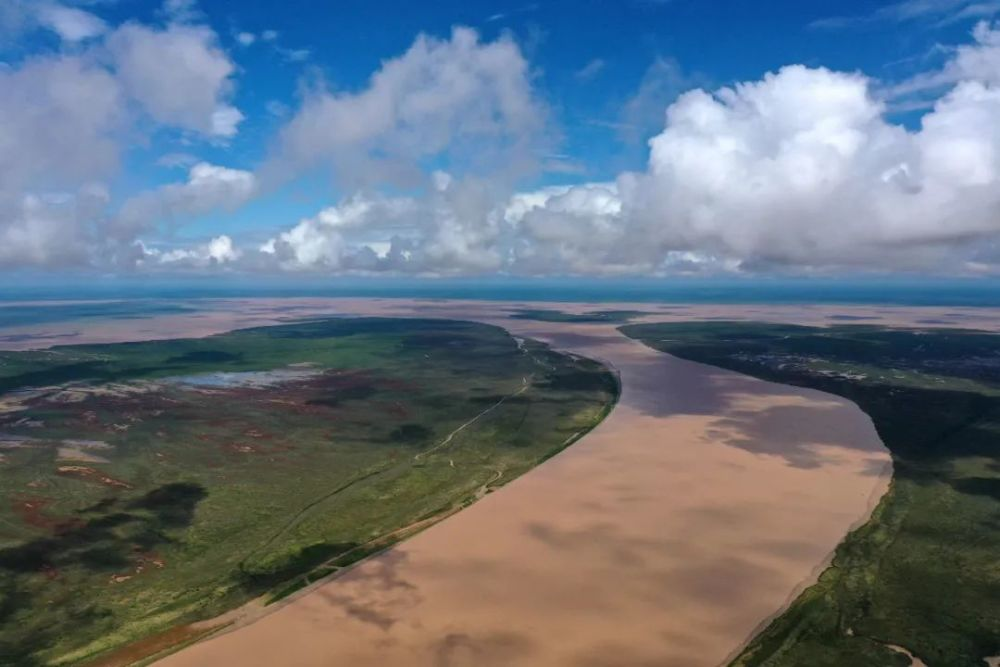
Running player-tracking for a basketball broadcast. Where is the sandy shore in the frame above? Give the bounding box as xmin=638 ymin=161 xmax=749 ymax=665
xmin=0 ymin=298 xmax=918 ymax=665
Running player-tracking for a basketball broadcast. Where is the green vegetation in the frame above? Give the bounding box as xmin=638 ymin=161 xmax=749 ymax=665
xmin=621 ymin=321 xmax=1000 ymax=667
xmin=509 ymin=308 xmax=649 ymax=323
xmin=0 ymin=318 xmax=617 ymax=666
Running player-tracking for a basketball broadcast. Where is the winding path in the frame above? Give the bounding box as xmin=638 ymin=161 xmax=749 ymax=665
xmin=414 ymin=375 xmax=530 ymax=463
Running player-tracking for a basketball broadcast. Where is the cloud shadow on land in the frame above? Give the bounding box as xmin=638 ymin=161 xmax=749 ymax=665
xmin=0 ymin=482 xmax=207 ymax=664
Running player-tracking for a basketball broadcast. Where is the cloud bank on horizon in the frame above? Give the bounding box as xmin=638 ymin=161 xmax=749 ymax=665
xmin=4 ymin=0 xmax=1000 ymax=277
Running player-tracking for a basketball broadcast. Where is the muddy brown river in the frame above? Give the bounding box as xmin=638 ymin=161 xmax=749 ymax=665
xmin=2 ymin=298 xmax=947 ymax=665
xmin=114 ymin=299 xmax=890 ymax=667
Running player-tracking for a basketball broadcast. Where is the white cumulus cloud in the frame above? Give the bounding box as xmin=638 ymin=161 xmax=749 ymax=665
xmin=9 ymin=14 xmax=1000 ymax=278
xmin=269 ymin=27 xmax=546 ymax=187
xmin=253 ymin=21 xmax=1000 ymax=276
xmin=260 ymin=194 xmax=417 ymax=271
xmin=0 ymin=55 xmax=122 ymax=269
xmin=0 ymin=186 xmax=109 ymax=268
xmin=0 ymin=56 xmax=123 ymax=192
xmin=619 ymin=40 xmax=1000 ymax=272
xmin=0 ymin=4 xmax=249 ymax=269
xmin=36 ymin=2 xmax=107 ymax=42
xmin=107 ymin=22 xmax=243 ymax=137
xmin=151 ymin=234 xmax=241 ymax=267
xmin=114 ymin=162 xmax=256 ymax=238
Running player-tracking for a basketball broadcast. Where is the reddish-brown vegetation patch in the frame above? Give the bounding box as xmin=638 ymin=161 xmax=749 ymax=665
xmin=12 ymin=496 xmax=56 ymax=530
xmin=84 ymin=623 xmax=221 ymax=667
xmin=10 ymin=495 xmax=85 ymax=535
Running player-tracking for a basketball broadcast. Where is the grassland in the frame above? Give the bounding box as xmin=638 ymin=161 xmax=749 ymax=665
xmin=0 ymin=317 xmax=617 ymax=666
xmin=621 ymin=321 xmax=1000 ymax=667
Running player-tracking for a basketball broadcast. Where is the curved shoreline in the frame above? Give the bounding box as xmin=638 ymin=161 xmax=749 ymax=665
xmin=0 ymin=298 xmax=903 ymax=666
xmin=484 ymin=323 xmax=896 ymax=667
xmin=153 ymin=304 xmax=892 ymax=667
xmin=90 ymin=332 xmax=624 ymax=667
xmin=716 ymin=458 xmax=894 ymax=667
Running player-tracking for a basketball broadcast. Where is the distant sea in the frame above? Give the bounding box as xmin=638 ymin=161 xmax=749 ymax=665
xmin=2 ymin=277 xmax=1000 ymax=330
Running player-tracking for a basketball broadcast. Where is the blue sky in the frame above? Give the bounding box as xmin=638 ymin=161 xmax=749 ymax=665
xmin=3 ymin=0 xmax=1000 ymax=277
xmin=109 ymin=0 xmax=988 ymax=186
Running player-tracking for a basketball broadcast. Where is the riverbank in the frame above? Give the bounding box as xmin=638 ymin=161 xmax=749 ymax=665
xmin=141 ymin=299 xmax=894 ymax=667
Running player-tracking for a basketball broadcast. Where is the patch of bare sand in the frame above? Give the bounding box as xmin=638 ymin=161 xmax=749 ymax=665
xmin=884 ymin=644 xmax=928 ymax=667
xmin=151 ymin=302 xmax=892 ymax=667
xmin=56 ymin=446 xmax=110 ymax=463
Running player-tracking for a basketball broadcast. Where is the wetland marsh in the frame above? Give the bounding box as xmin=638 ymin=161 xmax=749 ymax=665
xmin=0 ymin=317 xmax=616 ymax=665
